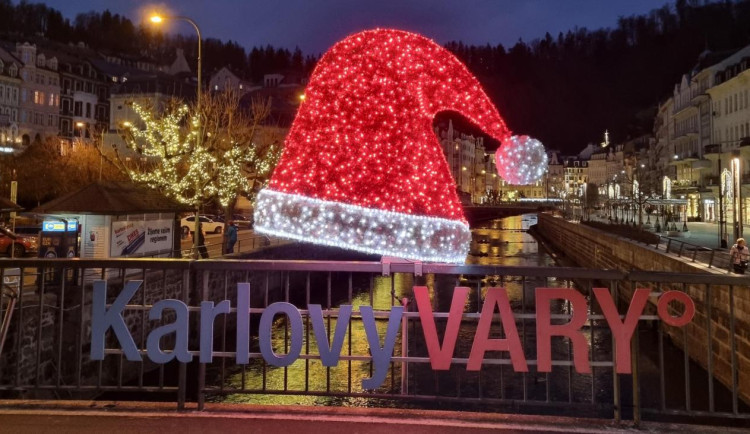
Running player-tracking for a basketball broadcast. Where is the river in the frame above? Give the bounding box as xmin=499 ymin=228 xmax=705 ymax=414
xmin=210 ymin=213 xmax=741 ymax=419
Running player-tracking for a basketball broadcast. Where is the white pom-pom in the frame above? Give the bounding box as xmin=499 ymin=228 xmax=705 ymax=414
xmin=495 ymin=135 xmax=548 ymax=185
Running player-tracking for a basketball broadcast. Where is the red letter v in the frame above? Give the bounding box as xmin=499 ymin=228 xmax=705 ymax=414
xmin=414 ymin=286 xmax=468 ymax=370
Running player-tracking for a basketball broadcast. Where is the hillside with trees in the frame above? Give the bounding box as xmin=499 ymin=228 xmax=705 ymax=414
xmin=1 ymin=0 xmax=750 ymax=152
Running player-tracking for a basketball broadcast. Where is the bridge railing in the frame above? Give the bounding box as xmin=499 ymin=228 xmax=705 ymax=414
xmin=0 ymin=259 xmax=747 ymax=427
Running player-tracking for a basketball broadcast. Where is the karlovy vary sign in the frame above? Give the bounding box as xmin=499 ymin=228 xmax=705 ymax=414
xmin=91 ymin=280 xmax=695 ymax=389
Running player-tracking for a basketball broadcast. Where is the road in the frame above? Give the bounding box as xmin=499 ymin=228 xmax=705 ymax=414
xmin=0 ymin=400 xmax=744 ymax=434
xmin=180 ymin=228 xmax=285 ymax=258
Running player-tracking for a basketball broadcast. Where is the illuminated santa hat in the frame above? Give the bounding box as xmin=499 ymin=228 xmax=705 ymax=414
xmin=254 ymin=28 xmax=543 ymax=262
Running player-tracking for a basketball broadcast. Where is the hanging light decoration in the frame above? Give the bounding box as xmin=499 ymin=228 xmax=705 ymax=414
xmin=254 ymin=28 xmax=545 ymax=262
xmin=495 ymin=135 xmax=548 ymax=185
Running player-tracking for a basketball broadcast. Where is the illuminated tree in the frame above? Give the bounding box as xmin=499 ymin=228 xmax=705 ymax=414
xmin=5 ymin=136 xmax=124 ymax=207
xmin=113 ymin=89 xmax=275 ymax=254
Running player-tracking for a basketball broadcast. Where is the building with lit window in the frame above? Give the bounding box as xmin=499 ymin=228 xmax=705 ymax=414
xmin=13 ymin=42 xmax=60 ymax=146
xmin=0 ymin=46 xmax=21 ymax=149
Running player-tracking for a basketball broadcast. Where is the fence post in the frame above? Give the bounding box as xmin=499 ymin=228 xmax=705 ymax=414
xmin=678 ymin=242 xmax=685 ymax=257
xmin=631 ymin=315 xmax=641 ymax=427
xmin=177 ymin=268 xmax=190 ymax=410
xmin=708 ymin=249 xmax=715 ymax=268
xmin=400 ymin=297 xmax=409 ymax=395
xmin=611 ymin=282 xmax=621 ymax=424
xmin=666 ymin=239 xmax=672 ymax=254
xmin=692 ymin=247 xmax=698 ymax=262
xmin=198 ymin=270 xmax=209 ymax=410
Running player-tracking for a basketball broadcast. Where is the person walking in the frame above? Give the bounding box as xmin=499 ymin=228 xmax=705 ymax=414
xmin=195 ymin=223 xmax=209 ymax=259
xmin=729 ymin=238 xmax=749 ymax=274
xmin=226 ymin=220 xmax=238 ymax=254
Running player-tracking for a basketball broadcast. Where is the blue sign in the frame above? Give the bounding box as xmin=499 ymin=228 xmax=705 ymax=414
xmin=43 ymin=220 xmax=79 ymax=232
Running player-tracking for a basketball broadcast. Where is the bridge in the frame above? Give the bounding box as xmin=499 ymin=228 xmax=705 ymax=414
xmin=0 ymin=258 xmax=747 ymax=431
xmin=462 ymin=203 xmax=553 ymax=223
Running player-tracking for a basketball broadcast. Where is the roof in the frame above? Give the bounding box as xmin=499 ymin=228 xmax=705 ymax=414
xmin=0 ymin=197 xmax=22 ymax=212
xmin=32 ymin=181 xmax=191 ymax=215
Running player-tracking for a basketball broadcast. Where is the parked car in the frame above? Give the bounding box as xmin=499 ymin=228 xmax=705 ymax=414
xmin=181 ymin=215 xmax=223 ymax=234
xmin=0 ymin=226 xmax=38 ymax=257
xmin=231 ymin=214 xmax=253 ymax=228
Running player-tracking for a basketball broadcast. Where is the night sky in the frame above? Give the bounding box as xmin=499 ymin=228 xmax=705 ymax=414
xmin=44 ymin=0 xmax=665 ymax=54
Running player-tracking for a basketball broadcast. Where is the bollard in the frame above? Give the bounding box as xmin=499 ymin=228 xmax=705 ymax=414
xmin=400 ymin=297 xmax=409 ymax=395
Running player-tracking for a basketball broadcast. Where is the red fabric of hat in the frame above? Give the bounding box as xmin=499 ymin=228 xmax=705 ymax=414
xmin=255 ymin=29 xmax=512 ymax=262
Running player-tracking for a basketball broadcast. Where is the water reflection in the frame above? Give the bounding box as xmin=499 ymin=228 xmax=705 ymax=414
xmin=217 ymin=214 xmax=571 ymax=406
xmin=212 ymin=214 xmax=743 ymax=422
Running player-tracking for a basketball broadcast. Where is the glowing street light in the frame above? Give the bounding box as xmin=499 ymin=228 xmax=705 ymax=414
xmin=149 ymin=11 xmax=204 ymax=257
xmin=148 ymin=13 xmax=202 ymax=107
xmin=732 ymin=152 xmax=742 ymax=241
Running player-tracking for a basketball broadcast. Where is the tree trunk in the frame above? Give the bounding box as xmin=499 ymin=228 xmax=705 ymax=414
xmin=193 ymin=206 xmax=200 ymax=259
xmin=221 ymin=199 xmax=237 ymax=255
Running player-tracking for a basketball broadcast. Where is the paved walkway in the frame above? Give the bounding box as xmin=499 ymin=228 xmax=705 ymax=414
xmin=590 ymin=214 xmax=750 ymax=250
xmin=0 ymin=400 xmax=746 ymax=434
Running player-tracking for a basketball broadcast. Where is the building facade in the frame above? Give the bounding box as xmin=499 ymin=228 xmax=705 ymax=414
xmin=0 ymin=47 xmax=21 ymax=148
xmin=14 ymin=42 xmax=60 ymax=145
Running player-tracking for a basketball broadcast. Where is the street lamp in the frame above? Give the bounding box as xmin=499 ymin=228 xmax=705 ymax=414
xmin=150 ymin=12 xmax=203 ymax=257
xmin=149 ymin=14 xmax=202 ymax=106
xmin=732 ymin=152 xmax=742 ymax=241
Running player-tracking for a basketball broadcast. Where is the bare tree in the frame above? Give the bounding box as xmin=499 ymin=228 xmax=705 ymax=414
xmin=110 ymin=89 xmax=276 ymax=255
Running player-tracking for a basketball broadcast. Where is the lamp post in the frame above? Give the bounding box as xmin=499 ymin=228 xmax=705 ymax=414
xmin=149 ymin=14 xmax=202 ymax=106
xmin=150 ymin=13 xmax=203 ymax=257
xmin=732 ymin=151 xmax=742 ymax=242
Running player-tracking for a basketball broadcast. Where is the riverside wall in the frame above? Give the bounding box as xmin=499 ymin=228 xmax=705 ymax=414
xmin=536 ymin=213 xmax=750 ymax=404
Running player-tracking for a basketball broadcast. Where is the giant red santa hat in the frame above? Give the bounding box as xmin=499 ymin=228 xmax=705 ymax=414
xmin=254 ymin=29 xmax=546 ymax=262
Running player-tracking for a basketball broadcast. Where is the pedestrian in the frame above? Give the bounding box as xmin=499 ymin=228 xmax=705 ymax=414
xmin=226 ymin=220 xmax=238 ymax=254
xmin=195 ymin=224 xmax=209 ymax=259
xmin=729 ymin=238 xmax=749 ymax=274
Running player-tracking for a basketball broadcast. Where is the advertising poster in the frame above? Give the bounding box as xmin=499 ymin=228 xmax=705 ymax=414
xmin=110 ymin=219 xmax=173 ymax=257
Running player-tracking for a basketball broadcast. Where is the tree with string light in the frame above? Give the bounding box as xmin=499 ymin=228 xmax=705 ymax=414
xmin=112 ymin=89 xmax=277 ymax=255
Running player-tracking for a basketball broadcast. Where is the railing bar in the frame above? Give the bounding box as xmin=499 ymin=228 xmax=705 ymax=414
xmin=305 ymin=272 xmax=310 ymax=393
xmin=476 ymin=279 xmax=482 ymax=400
xmin=241 ymin=270 xmax=250 ymax=391
xmin=326 ymin=271 xmax=331 ymax=393
xmin=631 ymin=280 xmax=640 ymax=427
xmin=118 ymin=353 xmax=123 ymax=389
xmin=522 ymin=275 xmax=527 ymax=402
xmin=35 ymin=264 xmax=46 ymax=389
xmin=566 ymin=280 xmax=572 ymax=405
xmin=76 ymin=266 xmax=83 ymax=389
xmin=611 ymin=280 xmax=620 ymax=423
xmin=390 ymin=274 xmax=396 ymax=393
xmin=159 ymin=268 xmax=167 ymax=389
xmin=658 ymin=283 xmax=666 ymax=412
xmin=588 ymin=280 xmax=595 ymax=405
xmin=284 ymin=272 xmax=289 ymax=392
xmin=682 ymin=282 xmax=690 ymax=412
xmin=262 ymin=271 xmax=268 ymax=392
xmin=706 ymin=283 xmax=714 ymax=413
xmin=221 ymin=270 xmax=228 ymax=393
xmin=499 ymin=274 xmax=505 ymax=401
xmin=14 ymin=265 xmax=25 ymax=388
xmin=348 ymin=272 xmax=353 ymax=394
xmin=197 ymin=270 xmax=209 ymax=410
xmin=56 ymin=267 xmax=66 ymax=390
xmin=369 ymin=274 xmax=373 ymax=381
xmin=177 ymin=269 xmax=190 ymax=409
xmin=139 ymin=267 xmax=147 ymax=389
xmin=729 ymin=284 xmax=738 ymax=415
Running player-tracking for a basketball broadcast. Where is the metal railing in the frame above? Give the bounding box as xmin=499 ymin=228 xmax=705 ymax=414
xmin=0 ymin=259 xmax=747 ymax=427
xmin=653 ymin=235 xmax=733 ymax=272
xmin=176 ymin=233 xmax=288 ymax=259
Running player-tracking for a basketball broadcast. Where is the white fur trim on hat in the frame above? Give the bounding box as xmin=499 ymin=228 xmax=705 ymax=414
xmin=254 ymin=188 xmax=471 ymax=263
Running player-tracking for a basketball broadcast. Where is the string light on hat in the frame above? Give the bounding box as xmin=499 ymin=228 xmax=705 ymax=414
xmin=495 ymin=135 xmax=548 ymax=185
xmin=254 ymin=28 xmax=546 ymax=262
